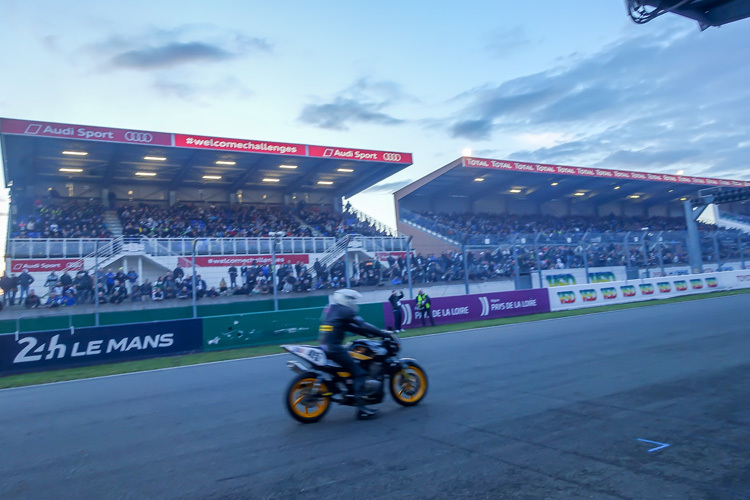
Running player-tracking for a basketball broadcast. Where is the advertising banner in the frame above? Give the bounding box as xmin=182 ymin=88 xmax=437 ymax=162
xmin=462 ymin=157 xmax=749 ymax=187
xmin=548 ymin=273 xmax=724 ymax=312
xmin=0 ymin=118 xmax=172 ymax=146
xmin=308 ymin=145 xmax=413 ymax=164
xmin=531 ymin=267 xmax=627 ymax=288
xmin=10 ymin=258 xmax=83 ymax=273
xmin=178 ymin=254 xmax=310 ymax=268
xmin=382 ymin=289 xmax=550 ymax=330
xmin=0 ymin=319 xmax=202 ymax=375
xmin=174 ymin=134 xmax=304 ymax=155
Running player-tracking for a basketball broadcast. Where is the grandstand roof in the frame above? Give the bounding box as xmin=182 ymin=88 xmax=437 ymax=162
xmin=0 ymin=117 xmax=412 ymax=199
xmin=395 ymin=156 xmax=750 ymax=212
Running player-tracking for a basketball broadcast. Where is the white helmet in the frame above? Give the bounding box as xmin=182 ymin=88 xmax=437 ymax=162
xmin=331 ymin=289 xmax=363 ymax=312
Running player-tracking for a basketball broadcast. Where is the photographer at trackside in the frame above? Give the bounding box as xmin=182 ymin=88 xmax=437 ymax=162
xmin=416 ymin=289 xmax=435 ymax=327
xmin=317 ymin=289 xmax=393 ymax=421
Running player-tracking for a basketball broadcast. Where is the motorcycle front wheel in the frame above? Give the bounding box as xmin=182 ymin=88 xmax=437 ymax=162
xmin=285 ymin=373 xmax=331 ymax=423
xmin=390 ymin=360 xmax=428 ymax=406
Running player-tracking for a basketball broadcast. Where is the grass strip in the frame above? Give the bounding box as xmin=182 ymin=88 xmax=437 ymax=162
xmin=2 ymin=288 xmax=749 ymax=390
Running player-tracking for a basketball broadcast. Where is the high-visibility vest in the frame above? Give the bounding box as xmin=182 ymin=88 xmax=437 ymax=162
xmin=417 ymin=294 xmax=430 ymax=309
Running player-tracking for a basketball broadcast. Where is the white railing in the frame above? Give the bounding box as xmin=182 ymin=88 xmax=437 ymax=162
xmin=7 ymin=235 xmax=411 ymax=260
xmin=7 ymin=238 xmax=116 ymax=259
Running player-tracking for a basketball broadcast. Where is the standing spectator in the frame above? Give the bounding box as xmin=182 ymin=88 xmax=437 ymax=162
xmin=194 ymin=275 xmax=207 ymax=298
xmin=60 ymin=270 xmax=73 ymax=290
xmin=17 ymin=269 xmax=34 ymax=302
xmin=74 ymin=271 xmax=93 ymax=304
xmin=388 ymin=290 xmax=405 ymax=332
xmin=416 ymin=289 xmax=435 ymax=327
xmin=0 ymin=273 xmax=17 ymax=306
xmin=24 ymin=289 xmax=41 ymax=309
xmin=44 ymin=270 xmax=59 ymax=293
xmin=126 ymin=268 xmax=139 ymax=291
xmin=228 ymin=265 xmax=238 ymax=288
xmin=173 ymin=265 xmax=184 ymax=281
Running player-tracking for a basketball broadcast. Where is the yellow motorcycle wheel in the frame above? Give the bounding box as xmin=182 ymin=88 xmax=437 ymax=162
xmin=285 ymin=373 xmax=331 ymax=423
xmin=390 ymin=361 xmax=428 ymax=406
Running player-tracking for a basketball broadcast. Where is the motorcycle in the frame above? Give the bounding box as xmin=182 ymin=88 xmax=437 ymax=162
xmin=282 ymin=333 xmax=428 ymax=423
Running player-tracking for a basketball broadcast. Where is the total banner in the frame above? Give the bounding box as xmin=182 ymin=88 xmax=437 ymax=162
xmin=382 ymin=289 xmax=550 ymax=330
xmin=0 ymin=319 xmax=202 ymax=375
xmin=548 ymin=273 xmax=726 ymax=311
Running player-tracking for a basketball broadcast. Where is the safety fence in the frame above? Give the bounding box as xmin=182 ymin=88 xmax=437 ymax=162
xmin=3 ymin=270 xmax=749 ymax=376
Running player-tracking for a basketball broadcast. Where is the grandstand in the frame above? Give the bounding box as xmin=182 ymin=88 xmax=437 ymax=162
xmin=395 ymin=156 xmax=750 ymax=285
xmin=0 ymin=117 xmax=412 ymax=309
xmin=3 ymin=118 xmax=750 ymax=313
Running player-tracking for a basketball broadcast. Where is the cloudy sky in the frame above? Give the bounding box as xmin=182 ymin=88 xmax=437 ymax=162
xmin=1 ymin=0 xmax=749 ymax=229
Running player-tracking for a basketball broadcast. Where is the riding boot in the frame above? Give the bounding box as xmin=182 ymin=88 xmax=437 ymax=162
xmin=353 ymin=377 xmax=378 ymax=420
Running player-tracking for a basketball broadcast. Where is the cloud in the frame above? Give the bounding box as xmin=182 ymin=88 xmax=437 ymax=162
xmin=88 ymin=26 xmax=271 ymax=71
xmin=446 ymin=20 xmax=750 ymax=177
xmin=485 ymin=26 xmax=531 ymax=58
xmin=298 ymin=78 xmax=409 ymax=131
xmin=111 ymin=42 xmax=233 ymax=69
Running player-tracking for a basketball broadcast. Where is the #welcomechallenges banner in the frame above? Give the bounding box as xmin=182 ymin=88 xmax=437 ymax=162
xmin=383 ymin=289 xmax=550 ymax=330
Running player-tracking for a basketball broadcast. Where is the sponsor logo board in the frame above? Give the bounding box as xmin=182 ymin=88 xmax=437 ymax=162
xmin=174 ymin=134 xmax=304 ymax=155
xmin=658 ymin=282 xmax=672 ymax=293
xmin=580 ymin=289 xmax=597 ymax=302
xmin=386 ymin=289 xmax=550 ymax=329
xmin=308 ymin=145 xmax=412 ymax=164
xmin=10 ymin=259 xmax=83 ymax=273
xmin=639 ymin=284 xmax=655 ymax=295
xmin=601 ymin=287 xmax=617 ymax=299
xmin=0 ymin=319 xmax=202 ymax=375
xmin=620 ymin=285 xmax=636 ymax=297
xmin=178 ymin=255 xmax=310 ymax=267
xmin=675 ymin=280 xmax=688 ymax=291
xmin=461 ymin=156 xmax=749 ymax=187
xmin=0 ymin=118 xmax=171 ymax=145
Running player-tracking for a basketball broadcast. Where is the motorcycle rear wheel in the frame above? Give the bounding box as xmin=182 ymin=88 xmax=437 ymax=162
xmin=390 ymin=361 xmax=428 ymax=406
xmin=286 ymin=373 xmax=331 ymax=423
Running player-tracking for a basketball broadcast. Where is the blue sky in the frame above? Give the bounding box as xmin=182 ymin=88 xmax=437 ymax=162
xmin=1 ymin=0 xmax=749 ymax=229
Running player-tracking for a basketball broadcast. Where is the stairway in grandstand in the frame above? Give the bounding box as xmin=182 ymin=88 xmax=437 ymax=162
xmin=104 ymin=210 xmax=123 ymax=237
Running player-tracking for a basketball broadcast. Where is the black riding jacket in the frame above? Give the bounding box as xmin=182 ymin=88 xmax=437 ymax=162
xmin=318 ymin=304 xmax=383 ymax=351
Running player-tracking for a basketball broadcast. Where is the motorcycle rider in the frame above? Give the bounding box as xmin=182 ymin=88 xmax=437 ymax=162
xmin=318 ymin=289 xmax=392 ymax=420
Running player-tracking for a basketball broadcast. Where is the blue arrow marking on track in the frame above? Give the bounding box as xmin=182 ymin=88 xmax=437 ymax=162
xmin=637 ymin=438 xmax=670 ymax=452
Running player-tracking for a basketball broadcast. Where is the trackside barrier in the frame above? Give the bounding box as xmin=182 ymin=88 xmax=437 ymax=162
xmin=532 ymin=267 xmax=627 ymax=288
xmin=0 ymin=296 xmax=331 ymax=335
xmin=384 ymin=289 xmax=551 ymax=330
xmin=0 ymin=319 xmax=203 ymax=376
xmin=547 ymin=270 xmax=750 ymax=312
xmin=201 ymin=303 xmax=385 ymax=351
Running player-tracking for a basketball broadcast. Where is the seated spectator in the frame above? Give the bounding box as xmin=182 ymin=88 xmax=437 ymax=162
xmin=24 ymin=289 xmax=41 ymax=309
xmin=45 ymin=292 xmax=61 ymax=308
xmin=234 ymin=283 xmax=250 ymax=295
xmin=61 ymin=289 xmax=77 ymax=306
xmin=177 ymin=286 xmax=189 ymax=299
xmin=152 ymin=287 xmax=164 ymax=301
xmin=96 ymin=291 xmax=108 ymax=304
xmin=219 ymin=278 xmax=228 ymax=294
xmin=206 ymin=287 xmax=219 ymax=298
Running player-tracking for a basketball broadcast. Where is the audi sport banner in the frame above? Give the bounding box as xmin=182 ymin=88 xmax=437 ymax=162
xmin=10 ymin=258 xmax=83 ymax=273
xmin=0 ymin=319 xmax=203 ymax=375
xmin=463 ymin=157 xmax=750 ymax=187
xmin=0 ymin=118 xmax=172 ymax=146
xmin=308 ymin=145 xmax=413 ymax=164
xmin=177 ymin=254 xmax=310 ymax=268
xmin=383 ymin=289 xmax=550 ymax=330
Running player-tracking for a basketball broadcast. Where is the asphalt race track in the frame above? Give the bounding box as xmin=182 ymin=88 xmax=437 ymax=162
xmin=2 ymin=295 xmax=750 ymax=499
